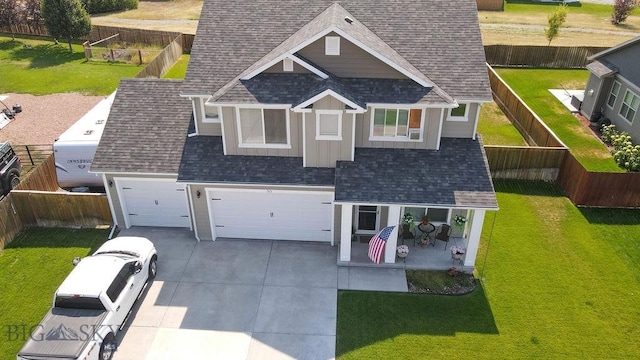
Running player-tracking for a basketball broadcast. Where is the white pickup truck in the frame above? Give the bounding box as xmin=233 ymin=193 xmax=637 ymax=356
xmin=17 ymin=237 xmax=158 ymax=360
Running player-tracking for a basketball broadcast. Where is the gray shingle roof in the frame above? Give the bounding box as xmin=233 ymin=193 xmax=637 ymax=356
xmin=178 ymin=136 xmax=335 ymax=186
xmin=91 ymin=79 xmax=192 ymax=174
xmin=586 ymin=59 xmax=619 ymax=78
xmin=216 ymin=73 xmax=442 ymax=106
xmin=587 ymin=35 xmax=640 ymax=61
xmin=335 ymin=137 xmax=498 ymax=208
xmin=184 ymin=0 xmax=491 ymax=102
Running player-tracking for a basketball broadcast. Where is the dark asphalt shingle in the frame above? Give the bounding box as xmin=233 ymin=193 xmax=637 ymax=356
xmin=335 ymin=137 xmax=498 ymax=208
xmin=183 ymin=0 xmax=491 ymax=102
xmin=91 ymin=79 xmax=192 ymax=174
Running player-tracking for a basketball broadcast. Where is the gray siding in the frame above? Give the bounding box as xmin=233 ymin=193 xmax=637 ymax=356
xmin=354 ymin=108 xmax=440 ymax=149
xmin=297 ymin=33 xmax=408 ymax=79
xmin=192 ymin=97 xmax=223 ymax=136
xmin=104 ymin=174 xmax=178 ymax=227
xmin=334 ymin=204 xmax=342 ymax=243
xmin=304 ymin=96 xmax=354 ymax=167
xmin=441 ymin=103 xmax=479 ymax=138
xmin=222 ymin=107 xmax=303 ymax=157
xmin=603 ymin=45 xmax=640 ymax=86
xmin=602 ymin=77 xmax=640 ymax=143
xmin=581 ymin=74 xmax=605 ymax=118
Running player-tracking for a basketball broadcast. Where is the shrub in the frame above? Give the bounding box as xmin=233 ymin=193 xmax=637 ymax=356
xmin=610 ymin=131 xmax=640 ymax=172
xmin=611 ymin=0 xmax=638 ymax=25
xmin=81 ymin=0 xmax=138 ymax=14
xmin=600 ymin=124 xmax=618 ymax=145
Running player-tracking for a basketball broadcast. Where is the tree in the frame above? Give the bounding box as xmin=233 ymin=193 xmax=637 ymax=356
xmin=42 ymin=0 xmax=91 ymax=52
xmin=0 ymin=0 xmax=24 ymax=40
xmin=611 ymin=0 xmax=638 ymax=25
xmin=24 ymin=0 xmax=44 ymax=28
xmin=544 ymin=4 xmax=568 ymax=46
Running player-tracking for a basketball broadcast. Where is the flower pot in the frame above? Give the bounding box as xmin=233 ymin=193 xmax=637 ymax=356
xmin=452 ymin=253 xmax=463 ymax=260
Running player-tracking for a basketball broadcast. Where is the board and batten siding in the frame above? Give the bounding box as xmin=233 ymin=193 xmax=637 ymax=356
xmin=192 ymin=97 xmax=222 ymax=136
xmin=297 ymin=32 xmax=408 ymax=79
xmin=222 ymin=107 xmax=303 ymax=157
xmin=264 ymin=60 xmax=311 ymax=74
xmin=441 ymin=103 xmax=480 ymax=138
xmin=355 ymin=108 xmax=440 ymax=149
xmin=104 ymin=174 xmax=179 ymax=227
xmin=304 ymin=95 xmax=354 ymax=167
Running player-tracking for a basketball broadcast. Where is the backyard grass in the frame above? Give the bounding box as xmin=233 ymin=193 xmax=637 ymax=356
xmin=337 ymin=180 xmax=640 ymax=359
xmin=478 ymin=101 xmax=527 ymax=146
xmin=0 ymin=227 xmax=109 ymax=359
xmin=495 ymin=68 xmax=622 ymax=172
xmin=0 ymin=36 xmax=141 ymax=95
xmin=162 ymin=54 xmax=190 ymax=79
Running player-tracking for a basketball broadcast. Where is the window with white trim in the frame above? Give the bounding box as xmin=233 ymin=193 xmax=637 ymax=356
xmin=619 ymin=90 xmax=639 ymax=122
xmin=370 ymin=108 xmax=423 ymax=141
xmin=405 ymin=207 xmax=449 ymax=223
xmin=316 ymin=110 xmax=342 ymax=140
xmin=447 ymin=103 xmax=468 ymax=121
xmin=237 ymin=108 xmax=289 ymax=147
xmin=607 ymin=81 xmax=621 ymax=109
xmin=202 ymin=101 xmax=220 ymax=123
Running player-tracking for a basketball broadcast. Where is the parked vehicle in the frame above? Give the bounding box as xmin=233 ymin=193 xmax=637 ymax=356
xmin=17 ymin=236 xmax=158 ymax=360
xmin=54 ymin=92 xmax=116 ymax=190
xmin=1 ymin=141 xmax=21 ymax=197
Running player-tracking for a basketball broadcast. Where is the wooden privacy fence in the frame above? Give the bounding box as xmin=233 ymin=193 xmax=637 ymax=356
xmin=557 ymin=153 xmax=640 ymax=208
xmin=136 ymin=34 xmax=184 ymax=78
xmin=485 ymin=45 xmax=608 ymax=68
xmin=484 ymin=145 xmax=567 ymax=181
xmin=15 ymin=154 xmax=60 ymax=191
xmin=476 ymin=0 xmax=504 ymax=11
xmin=488 ymin=65 xmax=565 ymax=147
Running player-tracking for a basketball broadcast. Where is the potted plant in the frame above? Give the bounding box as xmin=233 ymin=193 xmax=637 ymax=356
xmin=453 ymin=214 xmax=467 ymax=233
xmin=421 ymin=214 xmax=430 ymax=225
xmin=397 ymin=245 xmax=409 ymax=258
xmin=450 ymin=246 xmax=466 ymax=261
xmin=401 ymin=212 xmax=415 ymax=231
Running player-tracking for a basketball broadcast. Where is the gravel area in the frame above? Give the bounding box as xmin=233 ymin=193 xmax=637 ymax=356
xmin=0 ymin=93 xmax=104 ymax=145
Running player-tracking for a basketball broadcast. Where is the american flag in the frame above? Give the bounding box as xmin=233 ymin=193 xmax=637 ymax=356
xmin=368 ymin=226 xmax=396 ymax=264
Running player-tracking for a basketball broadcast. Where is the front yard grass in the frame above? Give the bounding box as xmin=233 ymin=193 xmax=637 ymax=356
xmin=495 ymin=68 xmax=622 ymax=172
xmin=0 ymin=36 xmax=141 ymax=95
xmin=0 ymin=227 xmax=109 ymax=358
xmin=337 ymin=180 xmax=640 ymax=359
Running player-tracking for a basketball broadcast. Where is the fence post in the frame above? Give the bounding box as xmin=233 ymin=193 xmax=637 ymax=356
xmin=110 ymin=48 xmax=115 ymax=62
xmin=83 ymin=41 xmax=92 ymax=61
xmin=139 ymin=49 xmax=143 ymax=65
xmin=25 ymin=146 xmax=34 ymax=166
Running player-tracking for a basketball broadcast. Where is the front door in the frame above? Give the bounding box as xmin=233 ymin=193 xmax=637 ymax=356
xmin=355 ymin=205 xmax=379 ymax=234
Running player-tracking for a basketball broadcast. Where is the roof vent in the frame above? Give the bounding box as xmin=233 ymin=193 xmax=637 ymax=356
xmin=344 ymin=17 xmax=353 ymax=24
xmin=84 ymin=130 xmax=94 ymax=136
xmin=95 ymin=119 xmax=105 ymax=125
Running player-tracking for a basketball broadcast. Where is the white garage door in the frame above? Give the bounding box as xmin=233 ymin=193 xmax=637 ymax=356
xmin=118 ymin=179 xmax=191 ymax=228
xmin=208 ymin=189 xmax=333 ymax=242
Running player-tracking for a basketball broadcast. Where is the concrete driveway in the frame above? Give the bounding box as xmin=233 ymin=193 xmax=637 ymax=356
xmin=112 ymin=227 xmax=338 ymax=360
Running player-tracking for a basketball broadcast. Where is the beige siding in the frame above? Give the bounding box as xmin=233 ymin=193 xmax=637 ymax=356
xmin=192 ymin=98 xmax=222 ymax=136
xmin=304 ymin=95 xmax=354 ymax=167
xmin=441 ymin=103 xmax=480 ymax=138
xmin=355 ymin=108 xmax=440 ymax=149
xmin=222 ymin=108 xmax=303 ymax=157
xmin=264 ymin=60 xmax=311 ymax=74
xmin=104 ymin=174 xmax=179 ymax=227
xmin=297 ymin=33 xmax=408 ymax=79
xmin=189 ymin=183 xmax=335 ymax=241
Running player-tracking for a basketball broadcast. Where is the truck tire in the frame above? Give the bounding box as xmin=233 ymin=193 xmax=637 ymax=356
xmin=148 ymin=255 xmax=157 ymax=280
xmin=8 ymin=171 xmax=20 ymax=190
xmin=99 ymin=333 xmax=116 ymax=360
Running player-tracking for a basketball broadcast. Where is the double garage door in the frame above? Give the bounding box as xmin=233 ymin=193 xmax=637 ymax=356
xmin=208 ymin=189 xmax=333 ymax=242
xmin=118 ymin=179 xmax=191 ymax=228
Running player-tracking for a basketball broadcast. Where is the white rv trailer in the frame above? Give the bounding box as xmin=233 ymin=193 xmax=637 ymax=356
xmin=54 ymin=92 xmax=116 ymax=189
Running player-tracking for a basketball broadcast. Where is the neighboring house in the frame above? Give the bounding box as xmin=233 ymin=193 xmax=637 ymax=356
xmin=91 ymin=0 xmax=498 ymax=270
xmin=582 ymin=35 xmax=640 ymax=143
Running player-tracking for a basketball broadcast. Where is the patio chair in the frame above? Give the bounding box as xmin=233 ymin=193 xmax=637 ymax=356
xmin=399 ymin=224 xmax=414 ymax=246
xmin=433 ymin=224 xmax=452 ymax=250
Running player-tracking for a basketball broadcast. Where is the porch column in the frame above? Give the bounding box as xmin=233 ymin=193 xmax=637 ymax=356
xmin=340 ymin=204 xmax=353 ymax=262
xmin=384 ymin=205 xmax=401 ymax=263
xmin=464 ymin=209 xmax=486 ymax=268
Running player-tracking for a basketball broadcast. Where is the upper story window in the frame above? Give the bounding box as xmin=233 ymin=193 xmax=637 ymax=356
xmin=316 ymin=110 xmax=343 ymax=140
xmin=607 ymin=81 xmax=621 ymax=109
xmin=202 ymin=101 xmax=220 ymax=123
xmin=619 ymin=90 xmax=639 ymax=123
xmin=237 ymin=107 xmax=290 ymax=148
xmin=370 ymin=108 xmax=423 ymax=141
xmin=447 ymin=103 xmax=468 ymax=121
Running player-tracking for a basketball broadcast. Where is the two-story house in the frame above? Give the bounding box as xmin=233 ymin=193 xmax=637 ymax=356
xmin=91 ymin=0 xmax=498 ymax=270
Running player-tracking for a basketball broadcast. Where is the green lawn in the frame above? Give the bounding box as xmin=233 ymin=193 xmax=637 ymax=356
xmin=337 ymin=180 xmax=640 ymax=359
xmin=495 ymin=68 xmax=622 ymax=172
xmin=0 ymin=228 xmax=109 ymax=358
xmin=0 ymin=36 xmax=141 ymax=95
xmin=478 ymin=101 xmax=527 ymax=146
xmin=162 ymin=54 xmax=190 ymax=79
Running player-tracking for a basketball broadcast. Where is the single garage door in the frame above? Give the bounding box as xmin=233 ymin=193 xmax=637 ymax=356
xmin=208 ymin=189 xmax=333 ymax=242
xmin=118 ymin=178 xmax=191 ymax=228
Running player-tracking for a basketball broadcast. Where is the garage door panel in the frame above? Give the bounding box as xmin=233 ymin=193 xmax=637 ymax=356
xmin=119 ymin=179 xmax=191 ymax=228
xmin=209 ymin=190 xmax=333 ymax=242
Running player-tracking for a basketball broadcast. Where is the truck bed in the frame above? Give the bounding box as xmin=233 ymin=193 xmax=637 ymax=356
xmin=18 ymin=307 xmax=107 ymax=359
